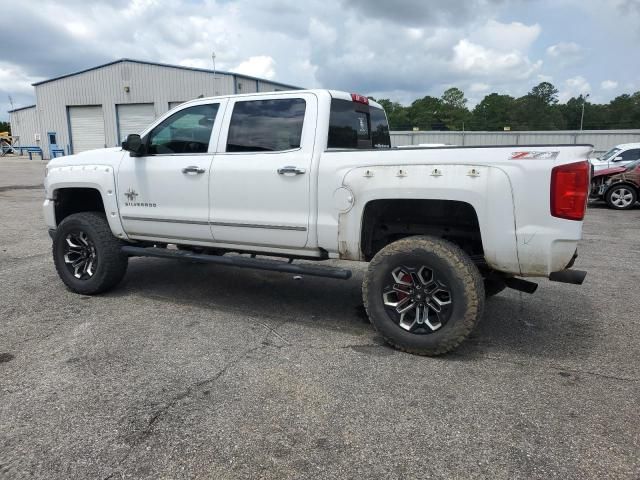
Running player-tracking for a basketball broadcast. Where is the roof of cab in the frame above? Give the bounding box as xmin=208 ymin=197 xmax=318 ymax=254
xmin=179 ymin=89 xmax=384 ymax=110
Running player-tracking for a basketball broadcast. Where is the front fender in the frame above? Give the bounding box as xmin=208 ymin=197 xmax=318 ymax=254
xmin=45 ymin=164 xmax=128 ymax=240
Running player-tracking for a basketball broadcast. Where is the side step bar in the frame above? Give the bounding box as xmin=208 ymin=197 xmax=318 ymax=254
xmin=121 ymin=246 xmax=353 ymax=280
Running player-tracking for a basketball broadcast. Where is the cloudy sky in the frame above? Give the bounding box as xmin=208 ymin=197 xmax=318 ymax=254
xmin=1 ymin=0 xmax=639 ymax=119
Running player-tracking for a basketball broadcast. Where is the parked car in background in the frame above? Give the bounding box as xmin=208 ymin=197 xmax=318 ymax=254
xmin=590 ymin=159 xmax=640 ymax=209
xmin=590 ymin=143 xmax=640 ymax=172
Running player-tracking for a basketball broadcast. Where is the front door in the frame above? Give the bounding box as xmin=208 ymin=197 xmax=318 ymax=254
xmin=117 ymin=101 xmax=225 ymax=243
xmin=210 ymin=94 xmax=316 ymax=249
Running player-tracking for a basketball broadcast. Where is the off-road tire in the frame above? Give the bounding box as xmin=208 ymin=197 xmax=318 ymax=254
xmin=53 ymin=212 xmax=128 ymax=294
xmin=605 ymin=184 xmax=637 ymax=210
xmin=484 ymin=278 xmax=506 ymax=298
xmin=363 ymin=236 xmax=484 ymax=356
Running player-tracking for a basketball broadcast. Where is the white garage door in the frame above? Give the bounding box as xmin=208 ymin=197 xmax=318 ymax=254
xmin=69 ymin=106 xmax=106 ymax=154
xmin=169 ymin=101 xmax=186 ymax=110
xmin=117 ymin=103 xmax=156 ymax=143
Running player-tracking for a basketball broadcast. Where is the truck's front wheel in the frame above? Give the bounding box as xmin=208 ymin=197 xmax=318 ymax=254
xmin=53 ymin=212 xmax=128 ymax=295
xmin=363 ymin=236 xmax=484 ymax=356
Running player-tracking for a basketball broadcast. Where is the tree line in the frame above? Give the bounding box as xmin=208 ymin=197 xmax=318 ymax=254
xmin=371 ymin=82 xmax=640 ymax=132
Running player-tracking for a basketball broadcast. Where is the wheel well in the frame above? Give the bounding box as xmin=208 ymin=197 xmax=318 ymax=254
xmin=54 ymin=188 xmax=105 ymax=225
xmin=607 ymin=182 xmax=639 ymax=194
xmin=360 ymin=199 xmax=483 ymax=261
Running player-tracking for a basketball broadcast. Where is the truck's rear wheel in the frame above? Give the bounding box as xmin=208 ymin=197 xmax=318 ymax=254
xmin=53 ymin=212 xmax=128 ymax=295
xmin=363 ymin=236 xmax=484 ymax=356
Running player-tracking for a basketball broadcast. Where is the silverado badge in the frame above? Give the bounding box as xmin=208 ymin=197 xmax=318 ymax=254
xmin=124 ymin=188 xmax=138 ymax=202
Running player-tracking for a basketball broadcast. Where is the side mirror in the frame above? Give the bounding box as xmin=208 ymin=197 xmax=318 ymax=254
xmin=613 ymin=156 xmax=623 ymax=161
xmin=122 ymin=134 xmax=145 ymax=156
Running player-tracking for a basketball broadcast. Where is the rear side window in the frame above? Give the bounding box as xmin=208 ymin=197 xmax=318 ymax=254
xmin=226 ymin=98 xmax=306 ymax=152
xmin=328 ymin=99 xmax=391 ymax=149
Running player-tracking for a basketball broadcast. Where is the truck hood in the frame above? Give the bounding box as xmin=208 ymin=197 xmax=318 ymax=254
xmin=47 ymin=147 xmax=125 ymax=169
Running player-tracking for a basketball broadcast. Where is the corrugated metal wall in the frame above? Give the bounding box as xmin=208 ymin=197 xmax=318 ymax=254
xmin=390 ymin=130 xmax=640 ymax=153
xmin=8 ymin=106 xmax=40 ymax=148
xmin=32 ymin=61 xmax=298 ymax=158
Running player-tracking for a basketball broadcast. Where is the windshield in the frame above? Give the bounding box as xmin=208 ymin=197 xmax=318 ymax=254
xmin=599 ymin=147 xmax=621 ymax=161
xmin=327 ymin=99 xmax=391 ymax=149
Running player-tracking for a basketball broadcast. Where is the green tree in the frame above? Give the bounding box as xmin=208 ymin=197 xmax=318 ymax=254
xmin=440 ymin=87 xmax=470 ymax=129
xmin=0 ymin=121 xmax=10 ymax=134
xmin=407 ymin=95 xmax=444 ymax=130
xmin=529 ymin=82 xmax=559 ymax=105
xmin=513 ymin=82 xmax=565 ymax=130
xmin=374 ymin=98 xmax=412 ymax=130
xmin=471 ymin=93 xmax=516 ymax=130
xmin=441 ymin=87 xmax=467 ymax=109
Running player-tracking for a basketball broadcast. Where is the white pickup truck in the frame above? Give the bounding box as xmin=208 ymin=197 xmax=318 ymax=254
xmin=43 ymin=89 xmax=591 ymax=355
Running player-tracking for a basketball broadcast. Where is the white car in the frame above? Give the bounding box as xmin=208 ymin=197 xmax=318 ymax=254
xmin=43 ymin=89 xmax=591 ymax=355
xmin=590 ymin=142 xmax=640 ymax=171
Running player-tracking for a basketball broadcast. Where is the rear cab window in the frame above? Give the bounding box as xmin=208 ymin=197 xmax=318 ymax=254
xmin=328 ymin=97 xmax=391 ymax=149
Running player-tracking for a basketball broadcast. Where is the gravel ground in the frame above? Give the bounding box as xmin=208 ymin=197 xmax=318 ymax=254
xmin=0 ymin=157 xmax=638 ymax=479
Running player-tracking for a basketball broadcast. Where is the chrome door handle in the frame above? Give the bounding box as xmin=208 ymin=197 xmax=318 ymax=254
xmin=277 ymin=166 xmax=306 ymax=176
xmin=182 ymin=166 xmax=205 ymax=174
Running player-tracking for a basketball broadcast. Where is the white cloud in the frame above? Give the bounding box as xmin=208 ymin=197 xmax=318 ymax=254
xmin=470 ymin=82 xmax=490 ymax=92
xmin=472 ymin=19 xmax=542 ymax=52
xmin=231 ymin=56 xmax=276 ymax=80
xmin=546 ymin=42 xmax=582 ymax=58
xmin=601 ymin=80 xmax=618 ymax=90
xmin=545 ymin=42 xmax=585 ymax=67
xmin=559 ymin=75 xmax=592 ymax=102
xmin=452 ymin=39 xmax=542 ymax=79
xmin=0 ymin=62 xmax=41 ymax=94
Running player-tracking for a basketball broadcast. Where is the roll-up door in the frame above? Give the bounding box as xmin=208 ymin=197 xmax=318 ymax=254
xmin=69 ymin=106 xmax=105 ymax=153
xmin=117 ymin=103 xmax=155 ymax=143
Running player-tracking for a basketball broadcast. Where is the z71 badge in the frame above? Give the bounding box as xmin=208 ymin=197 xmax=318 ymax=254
xmin=510 ymin=151 xmax=559 ymax=160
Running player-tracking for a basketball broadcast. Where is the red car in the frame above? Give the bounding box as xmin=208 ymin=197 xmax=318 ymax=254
xmin=590 ymin=160 xmax=640 ymax=209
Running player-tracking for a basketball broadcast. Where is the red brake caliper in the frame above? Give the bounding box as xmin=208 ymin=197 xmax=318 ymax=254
xmin=397 ymin=273 xmax=413 ymax=301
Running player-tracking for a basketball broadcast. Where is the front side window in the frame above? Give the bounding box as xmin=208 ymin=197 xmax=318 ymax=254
xmin=226 ymin=98 xmax=306 ymax=152
xmin=146 ymin=103 xmax=219 ymax=155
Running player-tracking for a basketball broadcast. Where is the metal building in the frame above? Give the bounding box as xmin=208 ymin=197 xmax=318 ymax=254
xmin=7 ymin=104 xmax=39 ymax=147
xmin=8 ymin=58 xmax=301 ymax=159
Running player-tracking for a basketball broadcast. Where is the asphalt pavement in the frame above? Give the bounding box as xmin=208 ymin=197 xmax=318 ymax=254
xmin=0 ymin=157 xmax=638 ymax=479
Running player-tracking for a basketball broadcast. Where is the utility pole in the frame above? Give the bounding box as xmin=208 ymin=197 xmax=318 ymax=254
xmin=580 ymin=93 xmax=590 ymax=131
xmin=211 ymin=51 xmax=216 ymax=95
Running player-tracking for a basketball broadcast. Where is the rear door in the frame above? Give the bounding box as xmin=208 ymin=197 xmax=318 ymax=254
xmin=209 ymin=93 xmax=316 ymax=248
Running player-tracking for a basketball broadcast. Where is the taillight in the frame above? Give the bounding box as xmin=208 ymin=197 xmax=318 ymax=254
xmin=550 ymin=160 xmax=590 ymax=221
xmin=351 ymin=93 xmax=369 ymax=105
